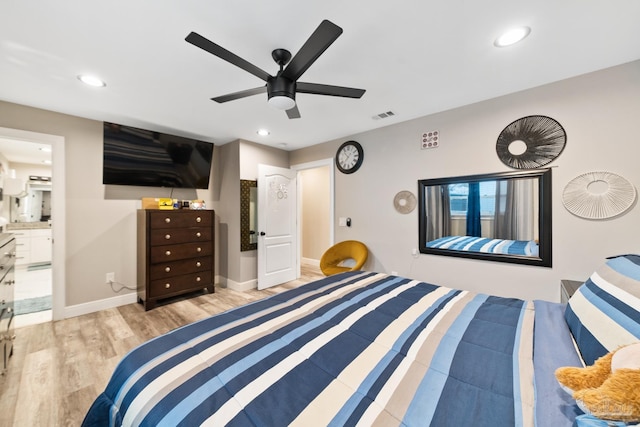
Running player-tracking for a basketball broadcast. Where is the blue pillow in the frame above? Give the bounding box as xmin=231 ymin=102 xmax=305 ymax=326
xmin=564 ymin=254 xmax=640 ymax=365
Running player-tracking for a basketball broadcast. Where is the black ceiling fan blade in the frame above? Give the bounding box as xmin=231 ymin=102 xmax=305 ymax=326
xmin=296 ymin=82 xmax=365 ymax=98
xmin=282 ymin=20 xmax=343 ymax=82
xmin=186 ymin=32 xmax=272 ymax=82
xmin=212 ymin=86 xmax=267 ymax=103
xmin=286 ymin=105 xmax=301 ymax=119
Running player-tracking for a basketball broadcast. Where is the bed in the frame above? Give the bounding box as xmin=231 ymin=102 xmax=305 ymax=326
xmin=82 ymin=254 xmax=640 ymax=427
xmin=426 ymin=235 xmax=539 ymax=257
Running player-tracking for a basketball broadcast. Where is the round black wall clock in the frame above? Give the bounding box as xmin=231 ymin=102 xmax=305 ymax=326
xmin=496 ymin=115 xmax=566 ymax=169
xmin=335 ymin=140 xmax=364 ymax=174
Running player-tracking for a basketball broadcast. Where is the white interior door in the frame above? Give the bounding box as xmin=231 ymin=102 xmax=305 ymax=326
xmin=257 ymin=164 xmax=298 ymax=289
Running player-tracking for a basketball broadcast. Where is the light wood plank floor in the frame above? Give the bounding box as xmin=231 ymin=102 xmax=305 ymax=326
xmin=0 ymin=264 xmax=325 ymax=427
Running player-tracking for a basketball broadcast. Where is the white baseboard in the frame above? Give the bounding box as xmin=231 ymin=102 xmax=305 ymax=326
xmin=227 ymin=278 xmax=257 ymax=292
xmin=302 ymin=257 xmax=320 ymax=267
xmin=63 ymin=292 xmax=138 ymax=319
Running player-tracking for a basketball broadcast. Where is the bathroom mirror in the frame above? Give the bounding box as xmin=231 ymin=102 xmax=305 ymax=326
xmin=9 ymin=182 xmax=52 ymax=223
xmin=418 ymin=168 xmax=552 ymax=267
xmin=240 ymin=180 xmax=257 ymax=251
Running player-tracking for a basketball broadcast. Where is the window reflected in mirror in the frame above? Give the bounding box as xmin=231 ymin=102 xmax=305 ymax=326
xmin=240 ymin=180 xmax=257 ymax=251
xmin=418 ymin=169 xmax=552 ymax=267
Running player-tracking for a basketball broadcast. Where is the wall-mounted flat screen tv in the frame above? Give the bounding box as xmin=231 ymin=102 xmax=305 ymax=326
xmin=103 ymin=122 xmax=214 ymax=189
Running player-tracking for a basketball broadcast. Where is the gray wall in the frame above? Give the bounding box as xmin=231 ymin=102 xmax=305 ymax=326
xmin=1 ymin=59 xmax=637 ymax=312
xmin=290 ymin=60 xmax=640 ymax=302
xmin=0 ymin=104 xmax=288 ymax=310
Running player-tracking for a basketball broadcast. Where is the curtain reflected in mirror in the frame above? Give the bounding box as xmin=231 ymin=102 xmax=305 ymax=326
xmin=240 ymin=180 xmax=257 ymax=251
xmin=419 ymin=169 xmax=552 ymax=267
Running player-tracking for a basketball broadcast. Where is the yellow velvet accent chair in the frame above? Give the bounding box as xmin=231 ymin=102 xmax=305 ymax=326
xmin=319 ymin=240 xmax=368 ymax=276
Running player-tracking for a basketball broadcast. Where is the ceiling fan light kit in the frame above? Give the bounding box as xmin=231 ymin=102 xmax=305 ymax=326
xmin=268 ymin=95 xmax=295 ymax=110
xmin=186 ymin=19 xmax=365 ymax=119
xmin=266 ymin=72 xmax=296 ymax=110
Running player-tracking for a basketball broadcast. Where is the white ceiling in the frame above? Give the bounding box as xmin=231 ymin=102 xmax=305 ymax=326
xmin=0 ymin=137 xmax=51 ymax=165
xmin=1 ymin=1 xmax=639 ymax=152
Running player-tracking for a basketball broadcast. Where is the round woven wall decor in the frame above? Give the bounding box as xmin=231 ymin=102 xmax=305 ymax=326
xmin=562 ymin=171 xmax=636 ymax=219
xmin=393 ymin=191 xmax=416 ymax=214
xmin=496 ymin=115 xmax=566 ymax=169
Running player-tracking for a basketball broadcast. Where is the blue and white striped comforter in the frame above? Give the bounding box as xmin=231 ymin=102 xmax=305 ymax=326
xmin=427 ymin=235 xmax=540 ymax=257
xmin=83 ymin=271 xmax=544 ymax=427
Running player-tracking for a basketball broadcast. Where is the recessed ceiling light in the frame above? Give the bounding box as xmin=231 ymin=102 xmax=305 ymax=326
xmin=494 ymin=26 xmax=531 ymax=47
xmin=257 ymin=129 xmax=270 ymax=136
xmin=77 ymin=74 xmax=106 ymax=87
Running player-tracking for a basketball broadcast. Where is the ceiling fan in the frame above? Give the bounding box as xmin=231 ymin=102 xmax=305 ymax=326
xmin=185 ymin=20 xmax=366 ymax=119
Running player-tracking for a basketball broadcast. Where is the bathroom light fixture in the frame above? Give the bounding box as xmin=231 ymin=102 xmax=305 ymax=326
xmin=494 ymin=26 xmax=531 ymax=47
xmin=257 ymin=129 xmax=270 ymax=136
xmin=77 ymin=74 xmax=106 ymax=87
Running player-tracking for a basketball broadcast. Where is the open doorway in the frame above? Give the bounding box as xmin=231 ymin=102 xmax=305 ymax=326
xmin=0 ymin=138 xmax=52 ymax=326
xmin=293 ymin=159 xmax=334 ymax=269
xmin=0 ymin=126 xmax=65 ymax=326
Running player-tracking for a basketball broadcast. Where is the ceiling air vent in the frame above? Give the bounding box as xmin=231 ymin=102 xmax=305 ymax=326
xmin=372 ymin=110 xmax=396 ymax=120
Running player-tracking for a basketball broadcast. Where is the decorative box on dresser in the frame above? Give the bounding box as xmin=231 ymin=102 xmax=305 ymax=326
xmin=137 ymin=209 xmax=215 ymax=310
xmin=0 ymin=234 xmax=16 ymax=374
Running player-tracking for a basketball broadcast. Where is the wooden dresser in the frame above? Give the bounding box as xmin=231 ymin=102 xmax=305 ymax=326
xmin=0 ymin=234 xmax=16 ymax=374
xmin=137 ymin=209 xmax=215 ymax=310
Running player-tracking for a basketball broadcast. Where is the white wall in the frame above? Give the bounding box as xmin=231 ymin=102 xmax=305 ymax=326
xmin=291 ymin=60 xmax=640 ymax=302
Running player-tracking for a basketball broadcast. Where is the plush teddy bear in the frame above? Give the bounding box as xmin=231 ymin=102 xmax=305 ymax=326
xmin=555 ymin=342 xmax=640 ymax=423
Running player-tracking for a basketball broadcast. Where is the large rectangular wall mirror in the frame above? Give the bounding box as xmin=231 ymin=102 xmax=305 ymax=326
xmin=418 ymin=168 xmax=552 ymax=267
xmin=240 ymin=179 xmax=257 ymax=251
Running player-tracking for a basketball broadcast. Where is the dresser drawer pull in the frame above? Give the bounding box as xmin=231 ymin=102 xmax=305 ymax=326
xmin=165 ymin=217 xmax=171 ymax=223
xmin=196 ymin=277 xmax=201 ymax=282
xmin=165 ymin=250 xmax=171 ymax=256
xmin=196 ymin=261 xmax=202 ymax=267
xmin=165 ymin=267 xmax=171 ymax=273
xmin=196 ymin=217 xmax=202 ymax=223
xmin=196 ymin=232 xmax=201 ymax=238
xmin=165 ymin=234 xmax=171 ymax=240
xmin=196 ymin=247 xmax=202 ymax=253
xmin=165 ymin=283 xmax=171 ymax=289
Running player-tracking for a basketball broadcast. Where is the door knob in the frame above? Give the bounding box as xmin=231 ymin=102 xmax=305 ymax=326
xmin=260 ymin=231 xmax=266 ymax=236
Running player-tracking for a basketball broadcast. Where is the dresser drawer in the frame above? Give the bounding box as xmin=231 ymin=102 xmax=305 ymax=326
xmin=0 ymin=306 xmax=13 ymax=333
xmin=0 ymin=277 xmax=13 ymax=309
xmin=150 ymin=242 xmax=212 ymax=263
xmin=149 ymin=256 xmax=212 ymax=279
xmin=149 ymin=271 xmax=212 ymax=298
xmin=149 ymin=211 xmax=212 ymax=229
xmin=149 ymin=227 xmax=212 ymax=246
xmin=0 ymin=242 xmax=15 ymax=271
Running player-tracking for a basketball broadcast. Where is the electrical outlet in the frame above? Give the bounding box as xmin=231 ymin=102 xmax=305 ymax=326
xmin=106 ymin=272 xmax=115 ymax=284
